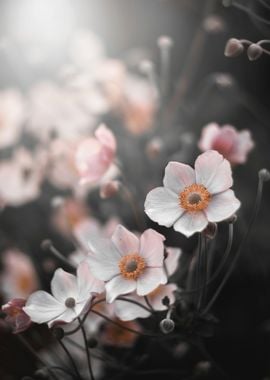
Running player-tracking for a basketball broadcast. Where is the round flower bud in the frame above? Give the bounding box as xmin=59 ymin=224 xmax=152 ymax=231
xmin=41 ymin=239 xmax=52 ymax=251
xmin=100 ymin=180 xmax=120 ymax=199
xmin=247 ymin=43 xmax=263 ymax=61
xmin=259 ymin=168 xmax=270 ymax=182
xmin=88 ymin=337 xmax=98 ymax=348
xmin=159 ymin=318 xmax=175 ymax=334
xmin=224 ymin=38 xmax=244 ymax=57
xmin=52 ymin=327 xmax=65 ymax=340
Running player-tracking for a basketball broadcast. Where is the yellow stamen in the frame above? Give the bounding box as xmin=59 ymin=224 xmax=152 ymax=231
xmin=179 ymin=183 xmax=211 ymax=212
xmin=119 ymin=254 xmax=145 ymax=280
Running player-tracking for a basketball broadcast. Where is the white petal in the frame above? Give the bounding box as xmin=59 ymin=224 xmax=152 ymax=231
xmin=198 ymin=123 xmax=220 ymax=151
xmin=195 ymin=150 xmax=233 ymax=194
xmin=111 ymin=225 xmax=139 ymax=256
xmin=105 ymin=275 xmax=136 ymax=303
xmin=148 ymin=283 xmax=177 ymax=311
xmin=77 ymin=260 xmax=105 ymax=302
xmin=51 ymin=269 xmax=78 ymax=303
xmin=173 ymin=211 xmax=208 ymax=238
xmin=48 ymin=308 xmax=78 ymax=328
xmin=87 ymin=255 xmax=119 ymax=282
xmin=136 ymin=268 xmax=167 ymax=296
xmin=114 ymin=294 xmax=150 ymax=321
xmin=144 ymin=187 xmax=183 ymax=227
xmin=139 ymin=229 xmax=165 ymax=267
xmin=205 ymin=189 xmax=241 ymax=222
xmin=165 ymin=247 xmax=182 ymax=276
xmin=163 ymin=161 xmax=195 ymax=194
xmin=23 ymin=291 xmax=65 ymax=324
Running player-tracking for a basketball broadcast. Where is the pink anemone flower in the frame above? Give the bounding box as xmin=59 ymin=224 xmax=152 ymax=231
xmin=2 ymin=298 xmax=31 ymax=334
xmin=144 ymin=150 xmax=240 ymax=238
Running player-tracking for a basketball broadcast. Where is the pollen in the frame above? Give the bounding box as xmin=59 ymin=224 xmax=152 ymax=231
xmin=119 ymin=254 xmax=145 ymax=280
xmin=179 ymin=183 xmax=211 ymax=212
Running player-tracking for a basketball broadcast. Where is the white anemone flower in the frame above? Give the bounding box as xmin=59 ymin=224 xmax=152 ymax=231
xmin=144 ymin=150 xmax=240 ymax=238
xmin=23 ymin=261 xmax=104 ymax=328
xmin=87 ymin=225 xmax=167 ymax=303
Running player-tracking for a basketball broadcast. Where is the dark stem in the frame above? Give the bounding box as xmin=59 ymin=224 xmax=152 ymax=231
xmin=78 ymin=317 xmax=95 ymax=380
xmin=57 ymin=338 xmax=82 ymax=380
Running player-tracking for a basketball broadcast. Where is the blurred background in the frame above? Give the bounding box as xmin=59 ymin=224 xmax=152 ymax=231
xmin=0 ymin=0 xmax=270 ymax=379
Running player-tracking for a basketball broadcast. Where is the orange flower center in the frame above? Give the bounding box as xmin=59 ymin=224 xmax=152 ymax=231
xmin=118 ymin=254 xmax=145 ymax=280
xmin=179 ymin=183 xmax=211 ymax=212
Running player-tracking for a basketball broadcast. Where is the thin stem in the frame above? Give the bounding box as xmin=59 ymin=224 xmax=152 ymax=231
xmin=42 ymin=240 xmax=76 ymax=271
xmin=197 ymin=234 xmax=207 ymax=310
xmin=202 ymin=175 xmax=265 ymax=315
xmin=79 ymin=317 xmax=95 ymax=380
xmin=231 ymin=1 xmax=270 ymax=26
xmin=57 ymin=338 xmax=82 ymax=380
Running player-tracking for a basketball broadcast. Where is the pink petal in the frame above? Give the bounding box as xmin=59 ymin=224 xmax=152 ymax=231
xmin=148 ymin=283 xmax=177 ymax=311
xmin=195 ymin=150 xmax=233 ymax=194
xmin=114 ymin=293 xmax=150 ymax=321
xmin=23 ymin=291 xmax=65 ymax=324
xmin=136 ymin=268 xmax=167 ymax=296
xmin=144 ymin=187 xmax=183 ymax=227
xmin=139 ymin=229 xmax=165 ymax=267
xmin=205 ymin=189 xmax=240 ymax=222
xmin=86 ymin=254 xmax=119 ymax=282
xmin=95 ymin=124 xmax=117 ymax=152
xmin=165 ymin=247 xmax=182 ymax=276
xmin=198 ymin=123 xmax=220 ymax=151
xmin=77 ymin=260 xmax=105 ymax=302
xmin=163 ymin=161 xmax=195 ymax=194
xmin=106 ymin=275 xmax=136 ymax=303
xmin=173 ymin=211 xmax=208 ymax=238
xmin=112 ymin=225 xmax=140 ymax=256
xmin=229 ymin=130 xmax=254 ymax=164
xmin=51 ymin=269 xmax=78 ymax=303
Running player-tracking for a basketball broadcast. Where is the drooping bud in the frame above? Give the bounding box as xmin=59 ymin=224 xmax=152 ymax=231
xmin=100 ymin=180 xmax=120 ymax=199
xmin=247 ymin=43 xmax=263 ymax=61
xmin=159 ymin=318 xmax=175 ymax=334
xmin=224 ymin=38 xmax=244 ymax=57
xmin=259 ymin=168 xmax=270 ymax=182
xmin=203 ymin=222 xmax=217 ymax=239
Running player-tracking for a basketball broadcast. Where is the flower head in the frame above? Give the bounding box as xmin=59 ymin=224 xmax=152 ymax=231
xmin=198 ymin=123 xmax=254 ymax=165
xmin=2 ymin=298 xmax=31 ymax=334
xmin=23 ymin=261 xmax=104 ymax=327
xmin=144 ymin=150 xmax=240 ymax=237
xmin=75 ymin=124 xmax=117 ymax=185
xmin=87 ymin=225 xmax=167 ymax=303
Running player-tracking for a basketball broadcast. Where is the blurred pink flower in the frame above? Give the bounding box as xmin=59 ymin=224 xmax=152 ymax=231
xmin=145 ymin=150 xmax=241 ymax=237
xmin=1 ymin=249 xmax=39 ymax=299
xmin=0 ymin=89 xmax=25 ymax=148
xmin=2 ymin=298 xmax=31 ymax=334
xmin=23 ymin=261 xmax=104 ymax=328
xmin=75 ymin=124 xmax=117 ymax=185
xmin=198 ymin=123 xmax=254 ymax=165
xmin=87 ymin=225 xmax=167 ymax=303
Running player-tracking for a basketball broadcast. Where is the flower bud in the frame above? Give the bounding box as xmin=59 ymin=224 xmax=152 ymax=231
xmin=247 ymin=43 xmax=263 ymax=61
xmin=41 ymin=239 xmax=52 ymax=251
xmin=158 ymin=36 xmax=173 ymax=49
xmin=259 ymin=168 xmax=270 ymax=182
xmin=88 ymin=337 xmax=98 ymax=348
xmin=100 ymin=180 xmax=120 ymax=199
xmin=203 ymin=15 xmax=224 ymax=34
xmin=224 ymin=38 xmax=244 ymax=57
xmin=52 ymin=327 xmax=65 ymax=340
xmin=159 ymin=318 xmax=175 ymax=334
xmin=146 ymin=137 xmax=163 ymax=159
xmin=203 ymin=222 xmax=217 ymax=239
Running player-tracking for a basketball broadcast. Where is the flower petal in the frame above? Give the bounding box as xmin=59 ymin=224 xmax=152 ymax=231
xmin=205 ymin=189 xmax=240 ymax=222
xmin=195 ymin=150 xmax=233 ymax=194
xmin=112 ymin=225 xmax=139 ymax=256
xmin=77 ymin=260 xmax=105 ymax=302
xmin=144 ymin=187 xmax=183 ymax=227
xmin=173 ymin=211 xmax=208 ymax=238
xmin=114 ymin=294 xmax=150 ymax=321
xmin=148 ymin=283 xmax=177 ymax=311
xmin=51 ymin=269 xmax=78 ymax=303
xmin=198 ymin=123 xmax=220 ymax=151
xmin=106 ymin=275 xmax=136 ymax=303
xmin=23 ymin=291 xmax=65 ymax=324
xmin=165 ymin=247 xmax=182 ymax=276
xmin=136 ymin=268 xmax=167 ymax=296
xmin=48 ymin=307 xmax=78 ymax=328
xmin=139 ymin=229 xmax=165 ymax=267
xmin=163 ymin=161 xmax=195 ymax=194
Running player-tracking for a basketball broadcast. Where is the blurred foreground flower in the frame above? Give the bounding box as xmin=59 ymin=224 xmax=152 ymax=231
xmin=2 ymin=299 xmax=31 ymax=334
xmin=198 ymin=123 xmax=254 ymax=164
xmin=145 ymin=150 xmax=240 ymax=237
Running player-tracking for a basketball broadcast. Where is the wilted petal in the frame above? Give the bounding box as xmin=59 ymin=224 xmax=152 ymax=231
xmin=106 ymin=275 xmax=136 ymax=303
xmin=163 ymin=161 xmax=195 ymax=194
xmin=51 ymin=269 xmax=78 ymax=303
xmin=173 ymin=211 xmax=208 ymax=237
xmin=195 ymin=150 xmax=233 ymax=194
xmin=112 ymin=225 xmax=139 ymax=256
xmin=205 ymin=189 xmax=240 ymax=222
xmin=23 ymin=291 xmax=65 ymax=324
xmin=136 ymin=268 xmax=167 ymax=296
xmin=139 ymin=229 xmax=165 ymax=267
xmin=144 ymin=187 xmax=183 ymax=227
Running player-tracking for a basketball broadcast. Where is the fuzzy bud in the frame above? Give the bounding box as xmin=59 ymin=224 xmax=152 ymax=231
xmin=160 ymin=318 xmax=175 ymax=334
xmin=247 ymin=44 xmax=263 ymax=61
xmin=100 ymin=180 xmax=120 ymax=199
xmin=259 ymin=168 xmax=270 ymax=182
xmin=224 ymin=38 xmax=244 ymax=57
